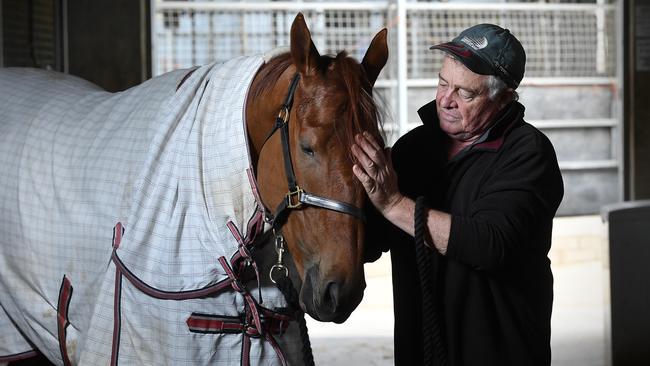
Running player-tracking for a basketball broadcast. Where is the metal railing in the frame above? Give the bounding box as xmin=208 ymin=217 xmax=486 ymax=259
xmin=151 ymin=0 xmax=619 ymax=172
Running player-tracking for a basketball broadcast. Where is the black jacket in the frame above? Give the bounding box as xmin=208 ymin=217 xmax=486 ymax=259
xmin=365 ymin=100 xmax=564 ymax=366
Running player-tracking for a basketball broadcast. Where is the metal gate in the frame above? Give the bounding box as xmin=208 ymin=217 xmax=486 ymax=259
xmin=151 ymin=0 xmax=620 ymax=215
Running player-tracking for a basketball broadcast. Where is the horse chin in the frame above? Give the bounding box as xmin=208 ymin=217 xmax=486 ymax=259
xmin=299 ymin=265 xmax=365 ymax=324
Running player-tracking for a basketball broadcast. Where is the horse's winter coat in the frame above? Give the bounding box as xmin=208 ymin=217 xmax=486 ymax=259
xmin=0 ymin=54 xmax=302 ymax=365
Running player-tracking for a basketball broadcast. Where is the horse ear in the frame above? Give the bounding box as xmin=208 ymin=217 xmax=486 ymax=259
xmin=362 ymin=29 xmax=389 ymax=86
xmin=290 ymin=13 xmax=320 ymax=76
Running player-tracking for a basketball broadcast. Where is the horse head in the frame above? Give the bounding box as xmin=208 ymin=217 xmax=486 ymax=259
xmin=246 ymin=13 xmax=388 ymax=323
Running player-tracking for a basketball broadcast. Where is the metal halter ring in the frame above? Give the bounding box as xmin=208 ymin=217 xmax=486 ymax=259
xmin=269 ymin=233 xmax=290 ymax=284
xmin=270 ymin=264 xmax=289 ymax=284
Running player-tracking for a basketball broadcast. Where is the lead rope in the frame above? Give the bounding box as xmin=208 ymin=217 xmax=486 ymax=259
xmin=276 ymin=276 xmax=315 ymax=366
xmin=414 ymin=196 xmax=448 ymax=366
xmin=270 ymin=233 xmax=315 ymax=366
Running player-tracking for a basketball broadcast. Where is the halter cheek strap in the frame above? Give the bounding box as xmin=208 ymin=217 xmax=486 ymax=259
xmin=261 ymin=73 xmax=366 ymax=231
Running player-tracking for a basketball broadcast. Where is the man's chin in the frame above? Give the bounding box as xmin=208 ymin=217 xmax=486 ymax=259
xmin=439 ymin=120 xmax=463 ymax=136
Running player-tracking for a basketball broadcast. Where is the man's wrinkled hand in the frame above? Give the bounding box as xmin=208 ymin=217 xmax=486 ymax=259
xmin=351 ymin=132 xmax=403 ymax=216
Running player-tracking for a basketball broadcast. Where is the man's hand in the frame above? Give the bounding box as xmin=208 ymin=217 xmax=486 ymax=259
xmin=351 ymin=132 xmax=403 ymax=217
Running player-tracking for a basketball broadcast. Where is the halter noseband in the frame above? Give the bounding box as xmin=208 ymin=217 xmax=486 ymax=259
xmin=262 ymin=73 xmax=366 ymax=231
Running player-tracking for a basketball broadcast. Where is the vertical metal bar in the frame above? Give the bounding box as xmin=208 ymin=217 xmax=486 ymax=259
xmin=240 ymin=11 xmax=246 ymax=56
xmin=1 ymin=0 xmax=4 ymax=68
xmin=150 ymin=0 xmax=157 ymax=76
xmin=596 ymin=0 xmax=606 ymax=74
xmin=209 ymin=5 xmax=213 ymax=62
xmin=617 ymin=0 xmax=630 ymax=202
xmin=397 ymin=0 xmax=408 ymax=137
xmin=62 ymin=0 xmax=68 ymax=73
xmin=169 ymin=6 xmax=176 ymax=73
xmin=140 ymin=0 xmax=148 ymax=81
xmin=191 ymin=9 xmax=196 ymax=66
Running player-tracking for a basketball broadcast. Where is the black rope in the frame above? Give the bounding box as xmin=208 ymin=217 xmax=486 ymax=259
xmin=276 ymin=276 xmax=315 ymax=366
xmin=414 ymin=196 xmax=447 ymax=366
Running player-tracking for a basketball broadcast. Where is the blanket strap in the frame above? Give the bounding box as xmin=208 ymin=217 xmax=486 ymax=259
xmin=218 ymin=256 xmax=290 ymax=366
xmin=57 ymin=276 xmax=74 ymax=366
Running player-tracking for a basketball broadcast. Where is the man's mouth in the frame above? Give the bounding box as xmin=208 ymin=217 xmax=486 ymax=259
xmin=440 ymin=108 xmax=460 ymax=122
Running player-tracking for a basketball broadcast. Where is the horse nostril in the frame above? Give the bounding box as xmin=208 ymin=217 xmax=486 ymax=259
xmin=322 ymin=281 xmax=339 ymax=314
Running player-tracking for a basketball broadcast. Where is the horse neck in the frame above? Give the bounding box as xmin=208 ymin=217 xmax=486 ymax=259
xmin=246 ymin=64 xmax=296 ymax=169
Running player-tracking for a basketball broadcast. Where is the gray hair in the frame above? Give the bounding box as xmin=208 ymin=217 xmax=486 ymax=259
xmin=485 ymin=75 xmax=517 ymax=101
xmin=442 ymin=53 xmax=518 ymax=102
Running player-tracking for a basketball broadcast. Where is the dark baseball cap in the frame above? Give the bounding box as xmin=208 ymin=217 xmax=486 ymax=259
xmin=430 ymin=24 xmax=526 ymax=89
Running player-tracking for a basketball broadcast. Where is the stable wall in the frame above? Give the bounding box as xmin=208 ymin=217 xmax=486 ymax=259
xmin=67 ymin=0 xmax=151 ymax=92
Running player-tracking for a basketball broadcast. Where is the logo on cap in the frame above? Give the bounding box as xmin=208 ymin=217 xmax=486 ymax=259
xmin=460 ymin=36 xmax=488 ymax=50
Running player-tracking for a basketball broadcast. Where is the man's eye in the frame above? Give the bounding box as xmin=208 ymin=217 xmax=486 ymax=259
xmin=459 ymin=91 xmax=474 ymax=100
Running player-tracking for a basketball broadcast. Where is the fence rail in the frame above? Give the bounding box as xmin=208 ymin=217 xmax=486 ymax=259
xmin=151 ymin=0 xmax=620 ymax=170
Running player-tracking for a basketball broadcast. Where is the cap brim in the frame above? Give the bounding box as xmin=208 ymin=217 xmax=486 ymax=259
xmin=430 ymin=42 xmax=494 ymax=77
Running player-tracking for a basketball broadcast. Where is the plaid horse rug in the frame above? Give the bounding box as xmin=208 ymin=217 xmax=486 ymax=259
xmin=0 ymin=54 xmax=302 ymax=365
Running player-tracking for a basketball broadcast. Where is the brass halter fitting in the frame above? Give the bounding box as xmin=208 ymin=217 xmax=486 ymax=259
xmin=277 ymin=106 xmax=290 ymax=124
xmin=285 ymin=186 xmax=304 ymax=209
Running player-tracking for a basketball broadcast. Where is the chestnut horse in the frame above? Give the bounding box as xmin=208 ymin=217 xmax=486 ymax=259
xmin=248 ymin=14 xmax=387 ymax=324
xmin=0 ymin=13 xmax=387 ymax=365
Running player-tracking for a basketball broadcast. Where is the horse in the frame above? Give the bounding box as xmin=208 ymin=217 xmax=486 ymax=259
xmin=0 ymin=13 xmax=388 ymax=365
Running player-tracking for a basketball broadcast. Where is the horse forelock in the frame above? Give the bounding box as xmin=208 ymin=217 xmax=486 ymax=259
xmin=250 ymin=51 xmax=385 ymax=159
xmin=332 ymin=52 xmax=385 ymax=163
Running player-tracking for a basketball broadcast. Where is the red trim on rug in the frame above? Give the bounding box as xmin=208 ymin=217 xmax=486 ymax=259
xmin=112 ymin=222 xmax=124 ymax=249
xmin=264 ymin=331 xmax=288 ymax=366
xmin=218 ymin=256 xmax=262 ymax=334
xmin=176 ymin=68 xmax=198 ymax=91
xmin=110 ymin=267 xmax=123 ymax=366
xmin=244 ymin=209 xmax=264 ymax=246
xmin=0 ymin=350 xmax=39 ymax=363
xmin=241 ymin=332 xmax=251 ymax=366
xmin=227 ymin=221 xmax=245 ymax=246
xmin=111 ymin=250 xmax=233 ymax=300
xmin=186 ymin=312 xmax=290 ymax=336
xmin=57 ymin=276 xmax=73 ymax=366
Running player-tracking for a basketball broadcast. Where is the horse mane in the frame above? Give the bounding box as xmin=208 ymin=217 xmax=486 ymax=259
xmin=250 ymin=51 xmax=385 ymax=157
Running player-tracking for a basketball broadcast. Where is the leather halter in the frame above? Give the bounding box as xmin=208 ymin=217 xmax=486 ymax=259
xmin=262 ymin=73 xmax=366 ymax=230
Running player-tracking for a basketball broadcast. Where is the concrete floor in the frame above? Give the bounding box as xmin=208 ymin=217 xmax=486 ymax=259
xmin=308 ymin=215 xmax=609 ymax=366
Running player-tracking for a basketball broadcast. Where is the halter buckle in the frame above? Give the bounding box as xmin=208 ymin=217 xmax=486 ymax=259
xmin=277 ymin=106 xmax=290 ymax=124
xmin=286 ymin=186 xmax=304 ymax=209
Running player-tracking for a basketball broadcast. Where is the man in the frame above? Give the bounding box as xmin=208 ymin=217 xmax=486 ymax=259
xmin=352 ymin=24 xmax=564 ymax=365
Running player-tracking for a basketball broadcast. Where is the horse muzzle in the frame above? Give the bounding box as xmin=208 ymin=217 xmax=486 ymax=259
xmin=299 ymin=264 xmax=365 ymax=323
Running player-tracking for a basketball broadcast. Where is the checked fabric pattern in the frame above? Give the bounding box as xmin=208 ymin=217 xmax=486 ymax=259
xmin=0 ymin=54 xmax=302 ymax=365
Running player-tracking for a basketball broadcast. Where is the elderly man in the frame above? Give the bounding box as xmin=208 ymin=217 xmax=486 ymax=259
xmin=352 ymin=24 xmax=564 ymax=365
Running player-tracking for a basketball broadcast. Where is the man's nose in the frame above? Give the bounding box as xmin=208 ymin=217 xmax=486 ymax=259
xmin=438 ymin=88 xmax=457 ymax=108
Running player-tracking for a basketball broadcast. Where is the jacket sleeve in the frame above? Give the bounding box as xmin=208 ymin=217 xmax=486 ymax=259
xmin=446 ymin=139 xmax=564 ymax=270
xmin=364 ymin=125 xmax=444 ymax=263
xmin=363 ymin=203 xmax=393 ymax=263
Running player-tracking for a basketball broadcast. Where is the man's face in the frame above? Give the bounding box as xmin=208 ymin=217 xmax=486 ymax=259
xmin=435 ymin=57 xmax=505 ymax=142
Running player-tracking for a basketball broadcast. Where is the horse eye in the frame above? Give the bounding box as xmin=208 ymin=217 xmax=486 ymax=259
xmin=301 ymin=145 xmax=315 ymax=157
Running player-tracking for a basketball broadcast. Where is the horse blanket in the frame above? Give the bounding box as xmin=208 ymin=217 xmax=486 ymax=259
xmin=0 ymin=54 xmax=302 ymax=365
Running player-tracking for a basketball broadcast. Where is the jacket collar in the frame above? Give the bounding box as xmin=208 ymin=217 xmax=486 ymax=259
xmin=417 ymin=100 xmax=524 ymax=155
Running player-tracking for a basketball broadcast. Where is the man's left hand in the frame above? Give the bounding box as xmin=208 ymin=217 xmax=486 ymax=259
xmin=351 ymin=132 xmax=403 ymax=217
